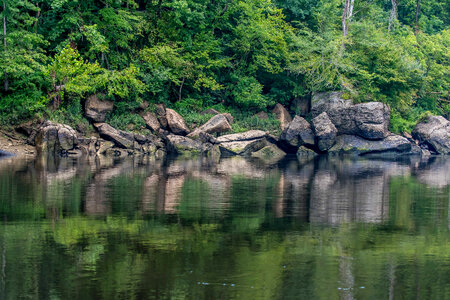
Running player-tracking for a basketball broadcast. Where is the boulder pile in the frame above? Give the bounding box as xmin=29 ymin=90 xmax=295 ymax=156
xmin=14 ymin=92 xmax=450 ymax=160
xmin=280 ymin=92 xmax=448 ymax=157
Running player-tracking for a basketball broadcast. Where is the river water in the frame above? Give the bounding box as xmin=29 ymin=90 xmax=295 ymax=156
xmin=0 ymin=155 xmax=448 ymax=299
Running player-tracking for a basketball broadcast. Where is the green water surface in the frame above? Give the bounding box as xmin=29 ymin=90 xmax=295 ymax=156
xmin=0 ymin=155 xmax=448 ymax=299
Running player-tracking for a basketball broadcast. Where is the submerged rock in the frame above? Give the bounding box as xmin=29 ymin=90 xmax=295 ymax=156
xmin=412 ymin=115 xmax=450 ymax=154
xmin=251 ymin=144 xmax=286 ymax=163
xmin=328 ymin=134 xmax=411 ymax=155
xmin=297 ymin=146 xmax=318 ymax=158
xmin=85 ymin=95 xmax=114 ymax=122
xmin=312 ymin=112 xmax=337 ymax=152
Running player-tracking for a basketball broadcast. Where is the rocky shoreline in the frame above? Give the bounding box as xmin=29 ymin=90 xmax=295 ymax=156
xmin=1 ymin=92 xmax=449 ymax=160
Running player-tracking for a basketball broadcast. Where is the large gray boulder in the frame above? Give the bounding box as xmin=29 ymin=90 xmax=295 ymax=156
xmin=85 ymin=95 xmax=114 ymax=122
xmin=272 ymin=103 xmax=292 ymax=130
xmin=35 ymin=121 xmax=78 ymax=154
xmin=280 ymin=116 xmax=315 ymax=149
xmin=166 ymin=108 xmax=190 ymax=135
xmin=353 ymin=102 xmax=390 ymax=140
xmin=328 ymin=134 xmax=411 ymax=155
xmin=328 ymin=102 xmax=390 ymax=140
xmin=412 ymin=115 xmax=450 ymax=154
xmin=311 ymin=91 xmax=352 ymax=118
xmin=192 ymin=114 xmax=232 ymax=135
xmin=311 ymin=92 xmax=390 ymax=140
xmin=94 ymin=123 xmax=135 ymax=149
xmin=312 ymin=112 xmax=337 ymax=152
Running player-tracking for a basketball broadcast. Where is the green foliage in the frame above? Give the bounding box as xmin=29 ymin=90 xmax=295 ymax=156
xmin=107 ymin=111 xmax=146 ymax=132
xmin=49 ymin=99 xmax=92 ymax=132
xmin=231 ymin=113 xmax=281 ymax=135
xmin=0 ymin=0 xmax=448 ymax=127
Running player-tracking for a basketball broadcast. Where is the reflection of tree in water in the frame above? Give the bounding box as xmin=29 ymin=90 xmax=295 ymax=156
xmin=0 ymin=155 xmax=448 ymax=299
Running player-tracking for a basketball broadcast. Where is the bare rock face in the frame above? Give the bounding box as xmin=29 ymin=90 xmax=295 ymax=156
xmin=272 ymin=103 xmax=292 ymax=130
xmin=141 ymin=111 xmax=161 ymax=133
xmin=94 ymin=123 xmax=135 ymax=149
xmin=165 ymin=108 xmax=190 ymax=135
xmin=280 ymin=116 xmax=315 ymax=149
xmin=85 ymin=95 xmax=114 ymax=122
xmin=311 ymin=91 xmax=352 ymax=118
xmin=412 ymin=115 xmax=450 ymax=154
xmin=328 ymin=134 xmax=412 ymax=155
xmin=312 ymin=112 xmax=337 ymax=152
xmin=35 ymin=121 xmax=78 ymax=154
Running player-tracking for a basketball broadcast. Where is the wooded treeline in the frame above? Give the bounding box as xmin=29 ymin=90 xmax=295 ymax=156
xmin=0 ymin=0 xmax=448 ymax=132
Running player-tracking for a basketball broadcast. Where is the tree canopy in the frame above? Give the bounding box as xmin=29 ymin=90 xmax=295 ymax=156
xmin=0 ymin=0 xmax=448 ymax=132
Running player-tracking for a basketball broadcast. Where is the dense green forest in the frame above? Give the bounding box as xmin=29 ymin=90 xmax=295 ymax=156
xmin=0 ymin=0 xmax=448 ymax=133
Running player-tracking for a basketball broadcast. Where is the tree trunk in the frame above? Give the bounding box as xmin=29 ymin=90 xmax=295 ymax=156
xmin=34 ymin=4 xmax=40 ymax=33
xmin=342 ymin=0 xmax=354 ymax=37
xmin=178 ymin=77 xmax=185 ymax=102
xmin=415 ymin=0 xmax=421 ymax=33
xmin=388 ymin=0 xmax=398 ymax=32
xmin=3 ymin=0 xmax=7 ymax=92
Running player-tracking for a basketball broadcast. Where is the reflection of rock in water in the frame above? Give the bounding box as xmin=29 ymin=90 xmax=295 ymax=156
xmin=164 ymin=174 xmax=185 ymax=213
xmin=414 ymin=157 xmax=450 ymax=188
xmin=309 ymin=159 xmax=412 ymax=225
xmin=1 ymin=155 xmax=448 ymax=223
xmin=216 ymin=157 xmax=266 ymax=178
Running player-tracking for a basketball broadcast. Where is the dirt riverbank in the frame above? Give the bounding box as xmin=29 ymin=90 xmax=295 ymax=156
xmin=0 ymin=128 xmax=36 ymax=157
